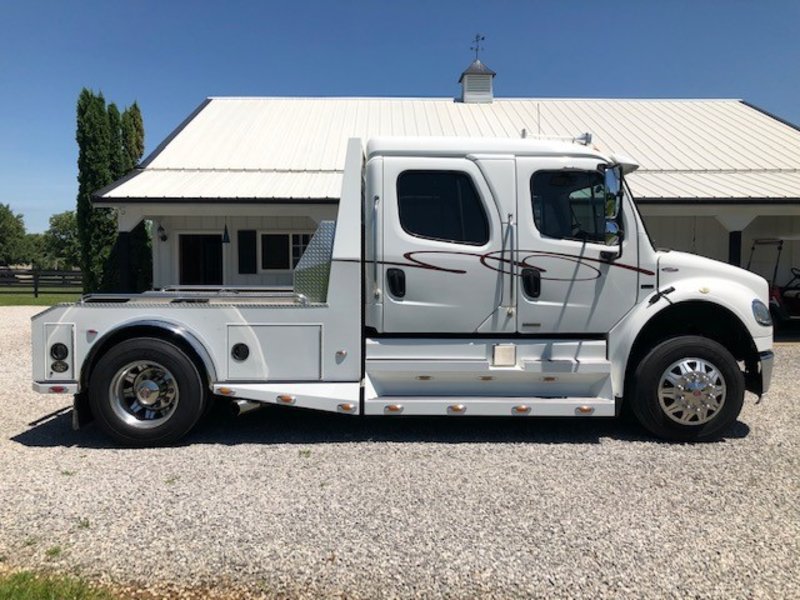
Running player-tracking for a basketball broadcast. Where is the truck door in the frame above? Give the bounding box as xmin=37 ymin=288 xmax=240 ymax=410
xmin=515 ymin=157 xmax=639 ymax=334
xmin=380 ymin=157 xmax=505 ymax=333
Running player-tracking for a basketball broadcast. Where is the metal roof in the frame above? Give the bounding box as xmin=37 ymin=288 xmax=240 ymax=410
xmin=96 ymin=97 xmax=800 ymax=203
xmin=458 ymin=60 xmax=496 ymax=82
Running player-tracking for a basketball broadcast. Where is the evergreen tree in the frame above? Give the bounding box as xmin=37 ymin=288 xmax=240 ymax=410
xmin=121 ymin=102 xmax=145 ymax=170
xmin=76 ymin=89 xmax=117 ymax=292
xmin=121 ymin=102 xmax=152 ymax=291
xmin=107 ymin=103 xmax=126 ymax=180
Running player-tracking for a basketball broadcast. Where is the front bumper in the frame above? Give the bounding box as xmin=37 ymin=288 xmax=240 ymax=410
xmin=759 ymin=350 xmax=774 ymax=396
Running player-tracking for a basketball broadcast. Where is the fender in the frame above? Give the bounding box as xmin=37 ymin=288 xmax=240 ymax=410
xmin=79 ymin=318 xmax=219 ymax=390
xmin=609 ymin=276 xmax=765 ymax=397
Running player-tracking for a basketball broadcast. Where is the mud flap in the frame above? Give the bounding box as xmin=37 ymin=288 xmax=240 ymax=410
xmin=71 ymin=392 xmax=94 ymax=430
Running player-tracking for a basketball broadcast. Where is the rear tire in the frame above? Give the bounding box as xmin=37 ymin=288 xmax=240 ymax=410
xmin=630 ymin=335 xmax=744 ymax=442
xmin=88 ymin=337 xmax=207 ymax=447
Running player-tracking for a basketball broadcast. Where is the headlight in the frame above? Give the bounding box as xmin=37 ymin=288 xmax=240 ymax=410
xmin=752 ymin=299 xmax=772 ymax=327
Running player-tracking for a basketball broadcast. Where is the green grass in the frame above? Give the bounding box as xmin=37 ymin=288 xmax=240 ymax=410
xmin=44 ymin=546 xmax=62 ymax=559
xmin=0 ymin=571 xmax=117 ymax=600
xmin=0 ymin=292 xmax=81 ymax=306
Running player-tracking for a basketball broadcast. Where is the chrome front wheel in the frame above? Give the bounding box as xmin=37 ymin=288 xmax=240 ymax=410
xmin=657 ymin=358 xmax=726 ymax=425
xmin=631 ymin=336 xmax=744 ymax=442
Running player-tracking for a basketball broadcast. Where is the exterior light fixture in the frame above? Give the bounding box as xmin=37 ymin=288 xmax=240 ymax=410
xmin=157 ymin=224 xmax=168 ymax=242
xmin=222 ymin=223 xmax=230 ymax=244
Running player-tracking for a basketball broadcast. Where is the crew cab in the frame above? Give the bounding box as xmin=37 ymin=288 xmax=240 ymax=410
xmin=31 ymin=136 xmax=774 ymax=445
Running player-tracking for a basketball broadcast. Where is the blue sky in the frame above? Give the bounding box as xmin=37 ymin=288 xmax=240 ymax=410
xmin=1 ymin=0 xmax=798 ymax=232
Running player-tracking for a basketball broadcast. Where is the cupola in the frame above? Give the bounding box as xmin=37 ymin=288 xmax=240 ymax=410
xmin=459 ymin=59 xmax=496 ymax=103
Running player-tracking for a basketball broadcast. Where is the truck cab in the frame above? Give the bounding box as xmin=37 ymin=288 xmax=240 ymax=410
xmin=31 ymin=136 xmax=774 ymax=445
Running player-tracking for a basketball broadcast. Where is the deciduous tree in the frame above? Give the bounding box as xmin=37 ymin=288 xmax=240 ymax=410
xmin=43 ymin=210 xmax=81 ymax=269
xmin=0 ymin=203 xmax=27 ymax=265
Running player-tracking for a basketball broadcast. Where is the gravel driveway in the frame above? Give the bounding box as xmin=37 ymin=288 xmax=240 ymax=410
xmin=1 ymin=305 xmax=798 ymax=599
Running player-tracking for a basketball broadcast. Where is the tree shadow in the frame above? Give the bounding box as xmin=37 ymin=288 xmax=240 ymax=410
xmin=10 ymin=401 xmax=751 ymax=449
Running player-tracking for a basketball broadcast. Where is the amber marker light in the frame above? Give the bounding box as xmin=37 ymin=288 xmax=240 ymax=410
xmin=448 ymin=404 xmax=466 ymax=414
xmin=217 ymin=387 xmax=235 ymax=396
xmin=385 ymin=404 xmax=403 ymax=413
xmin=337 ymin=403 xmax=355 ymax=413
xmin=513 ymin=405 xmax=530 ymax=414
xmin=576 ymin=405 xmax=594 ymax=415
xmin=277 ymin=395 xmax=296 ymax=405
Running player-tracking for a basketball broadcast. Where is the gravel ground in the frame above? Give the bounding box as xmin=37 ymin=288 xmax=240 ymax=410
xmin=0 ymin=305 xmax=798 ymax=599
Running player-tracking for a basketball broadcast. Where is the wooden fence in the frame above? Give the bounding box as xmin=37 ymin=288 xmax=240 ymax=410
xmin=0 ymin=268 xmax=83 ymax=298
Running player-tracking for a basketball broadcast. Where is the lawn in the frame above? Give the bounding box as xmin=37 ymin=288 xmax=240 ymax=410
xmin=0 ymin=571 xmax=117 ymax=600
xmin=0 ymin=288 xmax=81 ymax=306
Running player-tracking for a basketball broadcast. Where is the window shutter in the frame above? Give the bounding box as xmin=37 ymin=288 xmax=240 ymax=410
xmin=238 ymin=230 xmax=257 ymax=274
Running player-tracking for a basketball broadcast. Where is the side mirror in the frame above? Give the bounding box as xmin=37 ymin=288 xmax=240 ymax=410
xmin=605 ymin=220 xmax=622 ymax=246
xmin=603 ymin=164 xmax=623 ymax=218
xmin=602 ymin=164 xmax=624 ymax=249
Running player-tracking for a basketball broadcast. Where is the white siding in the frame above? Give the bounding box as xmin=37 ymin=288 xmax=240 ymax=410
xmin=642 ymin=216 xmax=728 ymax=263
xmin=152 ymin=211 xmax=336 ymax=288
xmin=643 ymin=214 xmax=800 ymax=286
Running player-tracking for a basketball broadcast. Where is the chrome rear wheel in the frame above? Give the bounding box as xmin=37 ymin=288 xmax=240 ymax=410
xmin=109 ymin=361 xmax=180 ymax=429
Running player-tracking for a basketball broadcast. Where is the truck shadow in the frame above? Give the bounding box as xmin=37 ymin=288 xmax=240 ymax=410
xmin=11 ymin=402 xmax=751 ymax=449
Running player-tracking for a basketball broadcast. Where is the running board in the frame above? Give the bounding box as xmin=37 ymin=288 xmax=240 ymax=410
xmin=212 ymin=382 xmax=361 ymax=414
xmin=363 ymin=396 xmax=615 ymax=417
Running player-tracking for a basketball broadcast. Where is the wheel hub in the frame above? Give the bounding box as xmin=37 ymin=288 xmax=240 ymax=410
xmin=657 ymin=358 xmax=726 ymax=425
xmin=135 ymin=379 xmax=161 ymax=406
xmin=108 ymin=361 xmax=180 ymax=429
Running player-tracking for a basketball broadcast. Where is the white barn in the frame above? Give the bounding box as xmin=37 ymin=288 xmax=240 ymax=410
xmin=95 ymin=63 xmax=800 ymax=290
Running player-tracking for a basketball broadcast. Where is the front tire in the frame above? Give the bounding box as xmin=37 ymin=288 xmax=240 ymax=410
xmin=630 ymin=336 xmax=744 ymax=442
xmin=88 ymin=337 xmax=207 ymax=447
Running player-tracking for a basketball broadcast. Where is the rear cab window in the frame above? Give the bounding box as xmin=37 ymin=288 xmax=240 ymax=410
xmin=397 ymin=171 xmax=490 ymax=245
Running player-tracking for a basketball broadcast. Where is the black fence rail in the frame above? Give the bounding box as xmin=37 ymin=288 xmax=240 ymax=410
xmin=0 ymin=268 xmax=83 ymax=297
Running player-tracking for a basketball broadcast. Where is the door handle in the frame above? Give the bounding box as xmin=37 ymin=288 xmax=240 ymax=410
xmin=387 ymin=268 xmax=406 ymax=298
xmin=521 ymin=268 xmax=541 ymax=298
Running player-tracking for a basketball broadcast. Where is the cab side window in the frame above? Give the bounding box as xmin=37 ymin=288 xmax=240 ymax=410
xmin=531 ymin=171 xmax=606 ymax=243
xmin=398 ymin=171 xmax=489 ymax=245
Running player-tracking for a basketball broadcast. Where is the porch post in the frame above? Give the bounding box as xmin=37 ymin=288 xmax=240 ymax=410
xmin=728 ymin=230 xmax=743 ymax=267
xmin=716 ymin=212 xmax=756 ymax=268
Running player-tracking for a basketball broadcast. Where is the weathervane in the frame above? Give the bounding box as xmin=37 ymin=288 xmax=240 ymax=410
xmin=470 ymin=34 xmax=485 ymax=61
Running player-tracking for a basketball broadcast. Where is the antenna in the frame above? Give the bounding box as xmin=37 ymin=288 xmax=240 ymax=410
xmin=470 ymin=34 xmax=485 ymax=61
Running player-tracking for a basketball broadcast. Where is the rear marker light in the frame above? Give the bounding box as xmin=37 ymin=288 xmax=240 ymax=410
xmin=50 ymin=343 xmax=68 ymax=360
xmin=49 ymin=386 xmax=67 ymax=393
xmin=51 ymin=361 xmax=69 ymax=373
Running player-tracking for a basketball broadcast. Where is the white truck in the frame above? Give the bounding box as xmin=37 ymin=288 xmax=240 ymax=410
xmin=31 ymin=136 xmax=774 ymax=445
